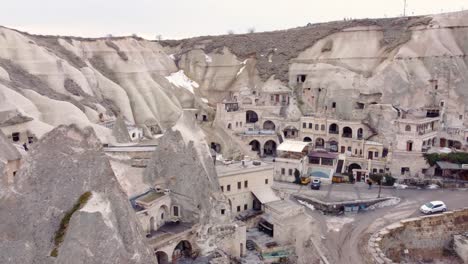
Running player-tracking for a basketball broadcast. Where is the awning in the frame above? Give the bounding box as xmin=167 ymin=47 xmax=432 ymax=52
xmin=436 ymin=161 xmax=461 ymax=170
xmin=251 ymin=187 xmax=281 ymax=204
xmin=277 ymin=141 xmax=311 ymax=153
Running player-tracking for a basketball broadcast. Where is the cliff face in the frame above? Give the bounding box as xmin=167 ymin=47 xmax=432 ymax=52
xmin=1 ymin=11 xmax=467 ymax=142
xmin=0 ymin=27 xmax=196 ymax=142
xmin=0 ymin=125 xmax=155 ymax=264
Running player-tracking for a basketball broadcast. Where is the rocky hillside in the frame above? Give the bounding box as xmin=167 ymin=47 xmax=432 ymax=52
xmin=0 ymin=11 xmax=467 ymax=142
xmin=0 ymin=125 xmax=155 ymax=264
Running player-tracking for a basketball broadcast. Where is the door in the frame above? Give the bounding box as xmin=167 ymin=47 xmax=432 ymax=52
xmin=336 ymin=160 xmax=344 ymax=173
xmin=368 ymin=151 xmax=373 ymax=160
xmin=341 ymin=146 xmax=346 ymax=153
xmin=356 ymin=172 xmax=362 ymax=182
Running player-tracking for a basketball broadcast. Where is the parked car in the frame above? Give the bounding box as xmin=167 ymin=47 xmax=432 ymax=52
xmin=311 ymin=179 xmax=321 ymax=190
xmin=420 ymin=201 xmax=447 ymax=214
xmin=300 ymin=176 xmax=311 ymax=185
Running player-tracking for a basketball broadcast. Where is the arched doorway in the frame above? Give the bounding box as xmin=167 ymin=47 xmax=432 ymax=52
xmin=329 ymin=123 xmax=339 ymax=134
xmin=156 ymin=251 xmax=169 ymax=264
xmin=406 ymin=140 xmax=413 ymax=151
xmin=328 ymin=139 xmax=338 ymax=152
xmin=249 ymin=140 xmax=261 ymax=155
xmin=342 ymin=127 xmax=353 ymax=138
xmin=246 ymin=111 xmax=258 ymax=123
xmin=263 ymin=120 xmax=276 ymax=130
xmin=173 ymin=240 xmax=192 ymax=262
xmin=357 ymin=128 xmax=363 ymax=139
xmin=303 ymin=137 xmax=312 ymax=142
xmin=264 ymin=140 xmax=277 ymax=156
xmin=210 ymin=142 xmax=221 ymax=153
xmin=348 ymin=163 xmax=362 ymax=182
xmin=158 ymin=205 xmax=169 ymax=228
xmin=315 ymin=138 xmax=325 ymax=148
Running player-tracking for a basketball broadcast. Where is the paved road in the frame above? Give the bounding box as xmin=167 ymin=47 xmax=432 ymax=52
xmin=281 ymin=182 xmax=468 ymax=264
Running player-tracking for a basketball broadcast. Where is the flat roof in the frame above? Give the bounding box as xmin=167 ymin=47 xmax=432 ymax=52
xmin=308 ymin=151 xmax=338 ymax=159
xmin=216 ymin=161 xmax=273 ymax=177
xmin=277 ymin=140 xmax=311 ymax=153
xmin=136 ymin=191 xmax=166 ymax=204
xmin=396 ymin=117 xmax=440 ymax=124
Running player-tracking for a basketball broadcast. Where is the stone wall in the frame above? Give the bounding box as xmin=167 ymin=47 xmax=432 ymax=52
xmin=368 ymin=208 xmax=468 ymax=264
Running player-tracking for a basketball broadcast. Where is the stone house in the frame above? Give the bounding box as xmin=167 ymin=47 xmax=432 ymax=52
xmin=0 ymin=130 xmax=22 ymax=184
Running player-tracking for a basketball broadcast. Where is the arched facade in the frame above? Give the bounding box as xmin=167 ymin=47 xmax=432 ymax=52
xmin=158 ymin=205 xmax=169 ymax=228
xmin=303 ymin=137 xmax=312 ymax=142
xmin=329 ymin=123 xmax=339 ymax=134
xmin=357 ymin=128 xmax=363 ymax=139
xmin=263 ymin=140 xmax=277 ymax=156
xmin=173 ymin=240 xmax=192 ymax=262
xmin=315 ymin=137 xmax=325 ymax=148
xmin=249 ymin=140 xmax=261 ymax=155
xmin=263 ymin=120 xmax=276 ymax=130
xmin=246 ymin=111 xmax=258 ymax=123
xmin=156 ymin=251 xmax=169 ymax=264
xmin=342 ymin=127 xmax=353 ymax=138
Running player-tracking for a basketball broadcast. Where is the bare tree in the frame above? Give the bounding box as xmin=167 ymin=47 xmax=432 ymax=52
xmin=155 ymin=34 xmax=162 ymax=41
xmin=227 ymin=30 xmax=235 ymax=35
xmin=247 ymin=27 xmax=255 ymax=34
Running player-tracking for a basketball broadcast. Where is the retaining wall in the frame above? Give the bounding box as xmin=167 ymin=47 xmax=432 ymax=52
xmin=368 ymin=208 xmax=468 ymax=264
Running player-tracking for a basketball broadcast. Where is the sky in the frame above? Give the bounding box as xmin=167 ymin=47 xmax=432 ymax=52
xmin=2 ymin=0 xmax=468 ymax=39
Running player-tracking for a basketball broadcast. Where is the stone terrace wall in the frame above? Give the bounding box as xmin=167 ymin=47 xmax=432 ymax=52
xmin=368 ymin=208 xmax=468 ymax=264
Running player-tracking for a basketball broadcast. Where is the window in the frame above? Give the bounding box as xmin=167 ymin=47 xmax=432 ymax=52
xmin=309 ymin=157 xmax=320 ymax=164
xmin=244 ymin=204 xmax=248 ymax=210
xmin=244 ymin=180 xmax=248 ymax=188
xmin=373 ymin=168 xmax=377 ymax=173
xmin=379 ymin=169 xmax=384 ymax=173
xmin=374 ymin=152 xmax=379 ymax=158
xmin=321 ymin=158 xmax=334 ymax=166
xmin=405 ymin=125 xmax=411 ymax=132
xmin=321 ymin=125 xmax=325 ymax=131
xmin=271 ymin=95 xmax=274 ymax=101
xmin=401 ymin=167 xmax=410 ymax=175
xmin=332 ymin=102 xmax=336 ymax=108
xmin=265 ymin=179 xmax=269 ymax=184
xmin=309 ymin=123 xmax=312 ymax=129
xmin=227 ymin=185 xmax=231 ymax=192
xmin=13 ymin=171 xmax=17 ymax=176
xmin=173 ymin=206 xmax=179 ymax=217
xmin=237 ymin=206 xmax=241 ymax=212
xmin=303 ymin=122 xmax=307 ymax=128
xmin=221 ymin=209 xmax=225 ymax=215
xmin=440 ymin=101 xmax=444 ymax=107
xmin=221 ymin=186 xmax=224 ymax=192
xmin=288 ymin=169 xmax=293 ymax=176
xmin=281 ymin=168 xmax=285 ymax=175
xmin=347 ymin=147 xmax=352 ymax=151
xmin=240 ymin=122 xmax=243 ymax=126
xmin=315 ymin=124 xmax=319 ymax=130
xmin=460 ymin=115 xmax=463 ymax=120
xmin=237 ymin=182 xmax=241 ymax=190
xmin=12 ymin=132 xmax=20 ymax=142
xmin=297 ymin=74 xmax=306 ymax=83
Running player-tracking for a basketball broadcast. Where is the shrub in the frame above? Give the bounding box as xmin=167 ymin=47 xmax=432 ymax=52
xmin=50 ymin=191 xmax=92 ymax=257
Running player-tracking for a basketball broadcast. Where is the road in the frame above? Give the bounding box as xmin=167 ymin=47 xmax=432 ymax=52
xmin=284 ymin=183 xmax=468 ymax=264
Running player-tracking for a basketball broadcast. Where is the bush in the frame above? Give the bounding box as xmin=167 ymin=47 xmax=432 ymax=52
xmin=424 ymin=152 xmax=468 ymax=166
xmin=51 ymin=192 xmax=92 ymax=257
xmin=383 ymin=175 xmax=396 ymax=186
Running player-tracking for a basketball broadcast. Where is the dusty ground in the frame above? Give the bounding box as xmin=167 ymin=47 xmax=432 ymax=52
xmin=287 ymin=184 xmax=468 ymax=264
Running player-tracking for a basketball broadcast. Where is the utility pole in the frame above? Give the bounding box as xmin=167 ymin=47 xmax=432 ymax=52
xmin=403 ymin=0 xmax=407 ymax=17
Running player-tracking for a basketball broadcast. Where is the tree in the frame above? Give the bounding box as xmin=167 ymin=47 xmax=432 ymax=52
xmin=247 ymin=27 xmax=255 ymax=34
xmin=370 ymin=173 xmax=384 ymax=198
xmin=294 ymin=169 xmax=301 ymax=184
xmin=155 ymin=34 xmax=162 ymax=41
xmin=227 ymin=30 xmax=235 ymax=35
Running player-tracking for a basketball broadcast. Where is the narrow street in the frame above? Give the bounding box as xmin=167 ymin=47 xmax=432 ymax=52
xmin=281 ymin=182 xmax=468 ymax=264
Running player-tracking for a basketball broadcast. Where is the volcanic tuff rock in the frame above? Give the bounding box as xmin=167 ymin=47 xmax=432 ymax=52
xmin=0 ymin=125 xmax=155 ymax=264
xmin=144 ymin=112 xmax=230 ymax=225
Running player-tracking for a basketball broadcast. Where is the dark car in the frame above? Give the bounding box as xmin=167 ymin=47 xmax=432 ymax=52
xmin=310 ymin=179 xmax=321 ymax=190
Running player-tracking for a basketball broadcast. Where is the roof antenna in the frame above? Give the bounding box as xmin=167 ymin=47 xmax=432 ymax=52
xmin=403 ymin=0 xmax=407 ymax=17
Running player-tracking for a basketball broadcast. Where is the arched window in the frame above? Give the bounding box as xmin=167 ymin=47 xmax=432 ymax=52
xmin=405 ymin=125 xmax=411 ymax=132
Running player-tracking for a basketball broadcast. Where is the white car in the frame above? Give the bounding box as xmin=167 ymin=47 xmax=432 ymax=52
xmin=420 ymin=201 xmax=447 ymax=214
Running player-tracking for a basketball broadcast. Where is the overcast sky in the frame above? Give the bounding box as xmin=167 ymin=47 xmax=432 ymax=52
xmin=2 ymin=0 xmax=467 ymax=39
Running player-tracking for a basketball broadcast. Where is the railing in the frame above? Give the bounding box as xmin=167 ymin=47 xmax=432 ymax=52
xmin=329 ymin=130 xmax=339 ymax=134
